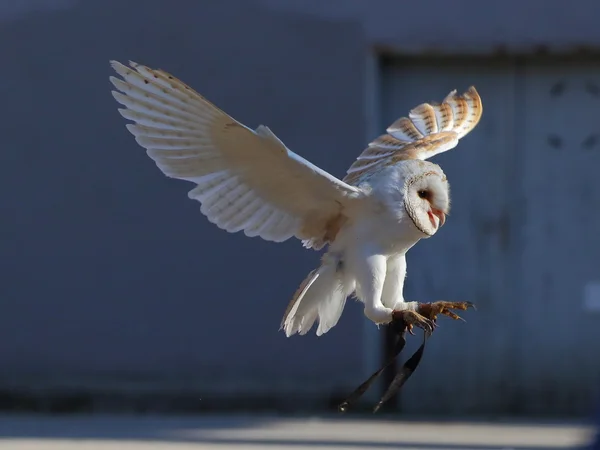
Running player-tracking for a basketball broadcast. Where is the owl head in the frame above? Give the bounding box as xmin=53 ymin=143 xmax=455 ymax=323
xmin=371 ymin=160 xmax=450 ymax=238
xmin=344 ymin=87 xmax=481 ymax=238
xmin=401 ymin=160 xmax=449 ymax=237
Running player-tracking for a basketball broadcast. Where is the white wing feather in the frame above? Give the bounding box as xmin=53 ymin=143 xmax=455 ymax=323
xmin=109 ymin=60 xmax=362 ymax=245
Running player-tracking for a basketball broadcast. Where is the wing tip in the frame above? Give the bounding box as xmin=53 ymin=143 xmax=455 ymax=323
xmin=444 ymin=85 xmax=480 ymax=102
xmin=351 ymin=85 xmax=483 ymax=168
xmin=109 ymin=60 xmax=125 ymax=72
xmin=467 ymin=85 xmax=479 ymax=96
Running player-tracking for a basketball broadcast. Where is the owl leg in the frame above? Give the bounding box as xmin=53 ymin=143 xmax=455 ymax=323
xmin=416 ymin=301 xmax=476 ymax=325
xmin=382 ymin=255 xmax=435 ymax=335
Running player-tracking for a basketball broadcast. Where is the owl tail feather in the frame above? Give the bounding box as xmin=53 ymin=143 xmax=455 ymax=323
xmin=280 ymin=253 xmax=351 ymax=337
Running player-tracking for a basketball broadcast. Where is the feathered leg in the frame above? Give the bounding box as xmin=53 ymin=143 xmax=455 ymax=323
xmin=382 ymin=255 xmax=435 ymax=334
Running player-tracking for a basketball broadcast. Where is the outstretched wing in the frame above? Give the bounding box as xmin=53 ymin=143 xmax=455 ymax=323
xmin=109 ymin=61 xmax=362 ymax=246
xmin=343 ymin=87 xmax=482 ymax=185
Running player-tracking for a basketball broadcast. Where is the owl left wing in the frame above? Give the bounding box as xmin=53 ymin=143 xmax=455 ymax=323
xmin=109 ymin=60 xmax=363 ymax=249
xmin=343 ymin=87 xmax=482 ymax=185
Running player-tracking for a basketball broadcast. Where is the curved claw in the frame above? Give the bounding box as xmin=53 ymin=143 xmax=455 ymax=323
xmin=419 ymin=316 xmax=435 ymax=334
xmin=446 ymin=301 xmax=475 ymax=311
xmin=391 ymin=310 xmax=434 ymax=334
xmin=414 ymin=314 xmax=434 ymax=334
xmin=441 ymin=310 xmax=466 ymax=322
xmin=418 ymin=301 xmax=476 ymax=324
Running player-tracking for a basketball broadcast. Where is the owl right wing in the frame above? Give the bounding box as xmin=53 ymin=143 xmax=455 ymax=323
xmin=109 ymin=61 xmax=363 ymax=247
xmin=343 ymin=87 xmax=483 ymax=185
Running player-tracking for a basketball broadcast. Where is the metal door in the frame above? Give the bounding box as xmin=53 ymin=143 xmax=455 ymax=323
xmin=381 ymin=57 xmax=600 ymax=415
xmin=381 ymin=58 xmax=520 ymax=414
xmin=518 ymin=60 xmax=600 ymax=414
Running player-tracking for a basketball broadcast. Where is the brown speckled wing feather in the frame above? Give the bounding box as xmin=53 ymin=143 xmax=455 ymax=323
xmin=343 ymin=87 xmax=482 ymax=185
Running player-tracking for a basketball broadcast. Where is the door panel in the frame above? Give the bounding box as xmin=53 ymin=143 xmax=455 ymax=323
xmin=381 ymin=59 xmax=520 ymax=414
xmin=519 ymin=61 xmax=600 ymax=414
xmin=382 ymin=57 xmax=600 ymax=415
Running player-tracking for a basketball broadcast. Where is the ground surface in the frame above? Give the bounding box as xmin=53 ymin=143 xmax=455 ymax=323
xmin=0 ymin=414 xmax=594 ymax=450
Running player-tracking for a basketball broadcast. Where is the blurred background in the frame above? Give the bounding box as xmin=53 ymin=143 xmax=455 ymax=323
xmin=1 ymin=0 xmax=600 ymax=448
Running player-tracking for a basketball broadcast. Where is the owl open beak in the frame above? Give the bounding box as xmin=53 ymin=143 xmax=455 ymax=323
xmin=429 ymin=208 xmax=446 ymax=229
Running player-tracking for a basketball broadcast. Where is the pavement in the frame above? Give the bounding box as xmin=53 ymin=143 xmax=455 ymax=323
xmin=0 ymin=414 xmax=595 ymax=450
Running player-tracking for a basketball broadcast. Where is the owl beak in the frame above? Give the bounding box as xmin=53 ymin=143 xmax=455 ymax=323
xmin=430 ymin=208 xmax=446 ymax=228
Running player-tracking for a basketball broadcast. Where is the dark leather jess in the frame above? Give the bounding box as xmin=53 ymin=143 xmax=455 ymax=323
xmin=338 ymin=320 xmax=429 ymax=413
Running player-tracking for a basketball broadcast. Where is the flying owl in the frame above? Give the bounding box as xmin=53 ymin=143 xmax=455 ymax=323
xmin=109 ymin=61 xmax=481 ymax=338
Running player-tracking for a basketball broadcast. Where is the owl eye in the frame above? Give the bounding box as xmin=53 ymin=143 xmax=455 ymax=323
xmin=417 ymin=190 xmax=428 ymax=199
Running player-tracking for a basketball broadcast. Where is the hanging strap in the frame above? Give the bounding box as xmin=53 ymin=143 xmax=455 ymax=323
xmin=373 ymin=330 xmax=428 ymax=412
xmin=338 ymin=324 xmax=429 ymax=413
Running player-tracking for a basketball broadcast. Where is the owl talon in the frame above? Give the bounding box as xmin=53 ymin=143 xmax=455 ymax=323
xmin=441 ymin=310 xmax=465 ymax=321
xmin=418 ymin=301 xmax=475 ymax=324
xmin=392 ymin=310 xmax=434 ymax=334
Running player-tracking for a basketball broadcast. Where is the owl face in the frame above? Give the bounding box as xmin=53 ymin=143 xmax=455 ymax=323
xmin=372 ymin=160 xmax=450 ymax=238
xmin=403 ymin=168 xmax=450 ymax=237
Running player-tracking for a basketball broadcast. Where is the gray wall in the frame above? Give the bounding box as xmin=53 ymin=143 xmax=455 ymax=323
xmin=380 ymin=57 xmax=600 ymax=416
xmin=0 ymin=0 xmax=368 ymax=407
xmin=263 ymin=0 xmax=600 ymax=54
xmin=1 ymin=0 xmax=600 ymax=415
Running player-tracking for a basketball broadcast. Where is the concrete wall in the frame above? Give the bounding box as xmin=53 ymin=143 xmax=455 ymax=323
xmin=262 ymin=0 xmax=600 ymax=54
xmin=380 ymin=57 xmax=600 ymax=416
xmin=0 ymin=0 xmax=369 ymax=409
xmin=1 ymin=0 xmax=599 ymax=415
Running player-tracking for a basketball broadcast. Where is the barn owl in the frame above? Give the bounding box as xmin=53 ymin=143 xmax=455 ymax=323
xmin=109 ymin=61 xmax=481 ymax=338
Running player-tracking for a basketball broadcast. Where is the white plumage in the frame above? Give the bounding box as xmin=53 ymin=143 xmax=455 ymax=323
xmin=109 ymin=61 xmax=482 ymax=338
xmin=110 ymin=61 xmax=361 ymax=246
